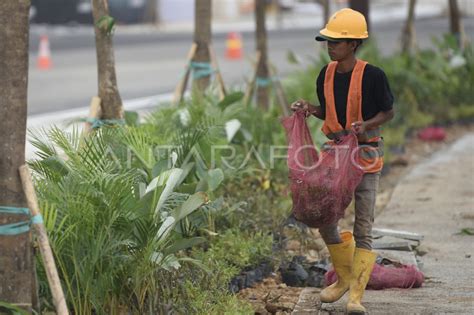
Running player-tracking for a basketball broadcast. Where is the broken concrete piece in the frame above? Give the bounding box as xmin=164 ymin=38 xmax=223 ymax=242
xmin=415 ymin=244 xmax=429 ymax=256
xmin=377 ymin=249 xmax=419 ymax=267
xmin=373 ymin=236 xmax=419 ymax=251
xmin=373 ymin=235 xmax=420 ymax=246
xmin=373 ymin=241 xmax=412 ymax=251
xmin=372 ymin=228 xmax=424 ymax=241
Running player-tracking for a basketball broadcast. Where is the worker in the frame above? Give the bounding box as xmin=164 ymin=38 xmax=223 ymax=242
xmin=290 ymin=8 xmax=394 ymax=315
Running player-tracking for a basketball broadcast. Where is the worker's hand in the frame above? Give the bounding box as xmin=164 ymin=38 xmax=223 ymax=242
xmin=290 ymin=99 xmax=309 ymax=112
xmin=352 ymin=121 xmax=369 ymax=141
xmin=290 ymin=100 xmax=316 ymax=117
xmin=351 ymin=121 xmax=367 ymax=134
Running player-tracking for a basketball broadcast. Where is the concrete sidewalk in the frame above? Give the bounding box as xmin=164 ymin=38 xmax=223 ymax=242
xmin=320 ymin=133 xmax=474 ymax=314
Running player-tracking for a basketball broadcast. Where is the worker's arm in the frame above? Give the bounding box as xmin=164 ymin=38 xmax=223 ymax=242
xmin=290 ymin=99 xmax=324 ymax=120
xmin=309 ymin=104 xmax=324 ymax=120
xmin=352 ymin=109 xmax=395 ymax=135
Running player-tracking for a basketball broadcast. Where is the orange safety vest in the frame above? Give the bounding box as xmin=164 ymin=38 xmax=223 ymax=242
xmin=321 ymin=59 xmax=384 ymax=173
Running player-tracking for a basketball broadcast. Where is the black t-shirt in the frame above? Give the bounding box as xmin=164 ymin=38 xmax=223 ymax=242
xmin=316 ymin=63 xmax=394 ymax=127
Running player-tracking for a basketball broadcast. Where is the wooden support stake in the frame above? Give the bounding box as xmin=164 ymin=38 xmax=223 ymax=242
xmin=243 ymin=51 xmax=262 ymax=106
xmin=173 ymin=43 xmax=198 ymax=105
xmin=84 ymin=96 xmax=102 ymax=134
xmin=19 ymin=165 xmax=69 ymax=315
xmin=208 ymin=44 xmax=227 ymax=101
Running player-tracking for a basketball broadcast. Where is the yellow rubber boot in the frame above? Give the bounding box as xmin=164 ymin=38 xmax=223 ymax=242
xmin=346 ymin=248 xmax=377 ymax=315
xmin=320 ymin=231 xmax=355 ymax=303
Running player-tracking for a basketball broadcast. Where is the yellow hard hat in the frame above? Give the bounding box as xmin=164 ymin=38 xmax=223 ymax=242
xmin=316 ymin=8 xmax=368 ymax=41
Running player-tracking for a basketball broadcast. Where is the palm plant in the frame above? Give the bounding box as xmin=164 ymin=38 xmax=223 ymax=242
xmin=29 ymin=126 xmax=211 ymax=314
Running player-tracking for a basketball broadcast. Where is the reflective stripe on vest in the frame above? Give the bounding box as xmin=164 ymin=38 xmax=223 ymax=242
xmin=321 ymin=140 xmax=384 ymax=159
xmin=321 ymin=59 xmax=384 ymax=173
xmin=326 ymin=128 xmax=381 ymax=140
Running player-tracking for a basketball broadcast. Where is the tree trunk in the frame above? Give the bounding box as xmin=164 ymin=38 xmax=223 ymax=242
xmin=448 ymin=0 xmax=465 ymax=48
xmin=92 ymin=0 xmax=124 ymax=120
xmin=193 ymin=0 xmax=212 ymax=93
xmin=255 ymin=0 xmax=270 ymax=109
xmin=0 ymin=0 xmax=33 ymax=309
xmin=401 ymin=0 xmax=417 ymax=54
xmin=321 ymin=0 xmax=330 ymax=29
xmin=349 ymin=0 xmax=370 ymax=32
xmin=143 ymin=0 xmax=158 ymax=24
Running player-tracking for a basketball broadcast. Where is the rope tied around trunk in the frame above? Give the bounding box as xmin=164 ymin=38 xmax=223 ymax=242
xmin=0 ymin=206 xmax=43 ymax=235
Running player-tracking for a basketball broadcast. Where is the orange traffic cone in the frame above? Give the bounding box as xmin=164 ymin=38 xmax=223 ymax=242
xmin=225 ymin=32 xmax=243 ymax=60
xmin=37 ymin=35 xmax=52 ymax=70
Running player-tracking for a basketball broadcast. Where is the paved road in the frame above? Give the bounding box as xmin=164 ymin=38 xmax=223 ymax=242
xmin=28 ymin=17 xmax=473 ymax=115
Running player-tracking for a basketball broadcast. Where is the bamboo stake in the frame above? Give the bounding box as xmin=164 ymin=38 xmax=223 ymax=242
xmin=208 ymin=44 xmax=227 ymax=101
xmin=19 ymin=165 xmax=69 ymax=315
xmin=173 ymin=43 xmax=198 ymax=105
xmin=243 ymin=51 xmax=262 ymax=106
xmin=84 ymin=96 xmax=102 ymax=134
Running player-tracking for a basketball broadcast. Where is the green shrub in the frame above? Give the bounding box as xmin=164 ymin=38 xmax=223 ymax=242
xmin=29 ymin=126 xmax=228 ymax=314
xmin=194 ymin=229 xmax=273 ymax=270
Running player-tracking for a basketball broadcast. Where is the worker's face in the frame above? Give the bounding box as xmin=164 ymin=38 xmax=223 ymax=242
xmin=327 ymin=40 xmax=356 ymax=61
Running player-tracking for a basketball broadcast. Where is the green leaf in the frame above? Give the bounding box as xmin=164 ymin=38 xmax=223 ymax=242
xmin=156 ymin=216 xmax=176 ymax=242
xmin=217 ymin=91 xmax=244 ymax=109
xmin=239 ymin=127 xmax=253 ymax=142
xmin=28 ymin=128 xmax=57 ymax=159
xmin=153 ymin=168 xmax=184 ymax=214
xmin=200 ymin=228 xmax=219 ymax=236
xmin=178 ymin=257 xmax=211 ymax=274
xmin=172 ymin=191 xmax=208 ymax=222
xmin=124 ymin=110 xmax=139 ymax=126
xmin=161 ymin=254 xmax=182 ymax=271
xmin=152 ymin=159 xmax=171 ymax=178
xmin=150 ymin=252 xmax=181 ymax=271
xmin=163 ymin=236 xmax=206 ymax=256
xmin=287 ymin=50 xmax=301 ymax=65
xmin=207 ymin=168 xmax=224 ymax=191
xmin=122 ymin=128 xmax=156 ymax=170
xmin=224 ymin=119 xmax=242 ymax=143
xmin=41 ymin=156 xmax=70 ymax=177
xmin=0 ymin=302 xmax=30 ymax=315
xmin=138 ymin=182 xmax=147 ymax=198
xmin=195 ymin=178 xmax=209 ymax=192
xmin=177 ymin=182 xmax=198 ymax=194
xmin=96 ymin=15 xmax=115 ymax=36
xmin=456 ymin=227 xmax=474 ymax=236
xmin=176 ymin=162 xmax=195 ymax=185
xmin=195 ymin=160 xmax=208 ymax=181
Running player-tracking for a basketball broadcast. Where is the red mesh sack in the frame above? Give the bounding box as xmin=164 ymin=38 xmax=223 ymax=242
xmin=281 ymin=111 xmax=364 ymax=228
xmin=325 ymin=263 xmax=425 ymax=289
xmin=417 ymin=126 xmax=446 ymax=141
